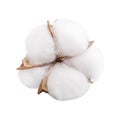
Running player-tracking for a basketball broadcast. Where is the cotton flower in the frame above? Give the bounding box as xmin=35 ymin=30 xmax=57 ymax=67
xmin=17 ymin=19 xmax=103 ymax=101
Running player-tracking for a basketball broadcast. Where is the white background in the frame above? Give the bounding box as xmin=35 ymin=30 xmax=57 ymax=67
xmin=0 ymin=0 xmax=120 ymax=117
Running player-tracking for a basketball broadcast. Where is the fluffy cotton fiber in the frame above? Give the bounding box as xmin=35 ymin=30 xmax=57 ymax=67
xmin=64 ymin=44 xmax=104 ymax=82
xmin=26 ymin=25 xmax=56 ymax=65
xmin=47 ymin=63 xmax=90 ymax=100
xmin=53 ymin=19 xmax=89 ymax=56
xmin=18 ymin=19 xmax=103 ymax=101
xmin=19 ymin=66 xmax=49 ymax=88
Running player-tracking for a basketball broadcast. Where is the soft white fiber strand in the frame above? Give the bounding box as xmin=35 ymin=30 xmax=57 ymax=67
xmin=64 ymin=44 xmax=104 ymax=82
xmin=53 ymin=19 xmax=89 ymax=56
xmin=47 ymin=63 xmax=90 ymax=101
xmin=19 ymin=66 xmax=49 ymax=88
xmin=26 ymin=25 xmax=56 ymax=65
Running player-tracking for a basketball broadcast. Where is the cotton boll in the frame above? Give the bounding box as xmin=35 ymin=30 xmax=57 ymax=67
xmin=53 ymin=19 xmax=89 ymax=56
xmin=26 ymin=25 xmax=56 ymax=65
xmin=64 ymin=45 xmax=104 ymax=82
xmin=47 ymin=63 xmax=90 ymax=101
xmin=19 ymin=66 xmax=49 ymax=88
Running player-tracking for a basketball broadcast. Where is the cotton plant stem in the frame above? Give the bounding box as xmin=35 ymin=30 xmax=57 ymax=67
xmin=17 ymin=63 xmax=49 ymax=70
xmin=17 ymin=57 xmax=54 ymax=70
xmin=88 ymin=40 xmax=94 ymax=48
xmin=47 ymin=21 xmax=55 ymax=39
xmin=37 ymin=77 xmax=48 ymax=94
xmin=47 ymin=21 xmax=62 ymax=58
xmin=47 ymin=21 xmax=57 ymax=50
xmin=38 ymin=62 xmax=57 ymax=94
xmin=16 ymin=56 xmax=72 ymax=70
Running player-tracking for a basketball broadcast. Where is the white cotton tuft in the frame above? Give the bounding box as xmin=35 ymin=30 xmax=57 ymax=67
xmin=47 ymin=63 xmax=90 ymax=101
xmin=64 ymin=44 xmax=104 ymax=82
xmin=26 ymin=25 xmax=56 ymax=65
xmin=19 ymin=66 xmax=49 ymax=88
xmin=53 ymin=19 xmax=89 ymax=56
xmin=17 ymin=19 xmax=104 ymax=101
